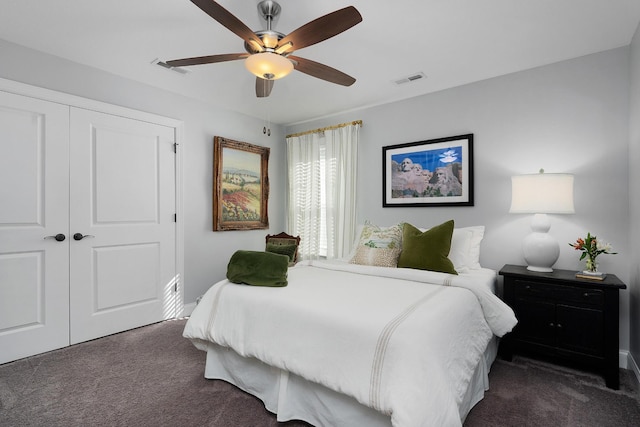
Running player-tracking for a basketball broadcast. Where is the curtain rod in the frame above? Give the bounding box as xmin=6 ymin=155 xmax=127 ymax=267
xmin=286 ymin=120 xmax=363 ymax=139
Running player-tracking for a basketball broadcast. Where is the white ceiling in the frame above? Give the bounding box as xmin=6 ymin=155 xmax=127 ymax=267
xmin=1 ymin=0 xmax=639 ymax=125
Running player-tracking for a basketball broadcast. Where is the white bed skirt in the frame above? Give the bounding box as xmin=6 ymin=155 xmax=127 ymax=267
xmin=203 ymin=337 xmax=498 ymax=426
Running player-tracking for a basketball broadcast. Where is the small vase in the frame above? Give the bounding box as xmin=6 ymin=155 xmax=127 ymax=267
xmin=583 ymin=257 xmax=602 ymax=276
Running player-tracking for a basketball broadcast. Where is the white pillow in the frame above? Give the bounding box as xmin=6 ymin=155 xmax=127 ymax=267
xmin=449 ymin=228 xmax=474 ymax=273
xmin=461 ymin=225 xmax=484 ymax=270
xmin=419 ymin=225 xmax=484 ymax=272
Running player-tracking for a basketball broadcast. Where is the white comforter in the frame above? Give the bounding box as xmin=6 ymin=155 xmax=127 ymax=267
xmin=184 ymin=261 xmax=517 ymax=427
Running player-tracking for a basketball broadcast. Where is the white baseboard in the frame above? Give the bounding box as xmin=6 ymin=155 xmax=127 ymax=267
xmin=626 ymin=350 xmax=640 ymax=387
xmin=620 ymin=350 xmax=629 ymax=369
xmin=181 ymin=302 xmax=197 ymax=317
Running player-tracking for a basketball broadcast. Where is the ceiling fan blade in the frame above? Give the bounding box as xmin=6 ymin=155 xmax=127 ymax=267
xmin=256 ymin=77 xmax=274 ymax=98
xmin=165 ymin=53 xmax=248 ymax=67
xmin=278 ymin=6 xmax=362 ymax=52
xmin=289 ymin=55 xmax=356 ymax=86
xmin=191 ymin=0 xmax=264 ymax=49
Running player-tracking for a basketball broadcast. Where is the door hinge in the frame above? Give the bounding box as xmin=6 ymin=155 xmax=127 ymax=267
xmin=174 ymin=213 xmax=177 ymax=222
xmin=174 ymin=283 xmax=178 ymax=292
xmin=173 ymin=142 xmax=178 ymax=153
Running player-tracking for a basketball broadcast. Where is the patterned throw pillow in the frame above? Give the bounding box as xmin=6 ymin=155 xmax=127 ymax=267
xmin=349 ymin=222 xmax=403 ymax=267
xmin=356 ymin=222 xmax=403 ymax=250
xmin=349 ymin=246 xmax=402 ymax=267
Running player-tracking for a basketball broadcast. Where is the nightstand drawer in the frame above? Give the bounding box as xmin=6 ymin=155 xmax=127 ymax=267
xmin=514 ymin=279 xmax=603 ymax=306
xmin=513 ymin=280 xmax=553 ymax=299
xmin=556 ymin=287 xmax=603 ymax=306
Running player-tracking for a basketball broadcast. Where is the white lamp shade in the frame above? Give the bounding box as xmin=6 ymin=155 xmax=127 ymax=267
xmin=509 ymin=173 xmax=575 ymax=214
xmin=245 ymin=53 xmax=294 ymax=80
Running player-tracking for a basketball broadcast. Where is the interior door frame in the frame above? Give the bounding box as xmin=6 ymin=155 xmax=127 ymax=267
xmin=0 ymin=77 xmax=186 ymax=317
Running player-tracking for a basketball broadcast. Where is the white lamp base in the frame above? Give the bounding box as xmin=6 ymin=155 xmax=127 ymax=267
xmin=522 ymin=213 xmax=560 ymax=272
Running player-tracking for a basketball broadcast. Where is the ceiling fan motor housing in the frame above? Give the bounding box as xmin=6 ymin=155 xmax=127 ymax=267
xmin=244 ymin=30 xmax=286 ymax=54
xmin=244 ymin=1 xmax=285 ymax=54
xmin=258 ymin=0 xmax=281 ymax=25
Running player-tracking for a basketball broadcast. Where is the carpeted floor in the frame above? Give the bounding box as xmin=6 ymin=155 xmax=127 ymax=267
xmin=465 ymin=354 xmax=640 ymax=426
xmin=1 ymin=318 xmax=639 ymax=426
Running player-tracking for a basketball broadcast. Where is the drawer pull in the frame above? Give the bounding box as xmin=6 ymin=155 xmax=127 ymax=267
xmin=549 ymin=322 xmax=555 ymax=328
xmin=557 ymin=323 xmax=562 ymax=328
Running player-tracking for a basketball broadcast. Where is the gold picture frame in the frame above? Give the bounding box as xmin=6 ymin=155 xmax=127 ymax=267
xmin=213 ymin=136 xmax=269 ymax=231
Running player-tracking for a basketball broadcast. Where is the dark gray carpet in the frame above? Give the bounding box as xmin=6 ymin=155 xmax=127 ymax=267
xmin=465 ymin=354 xmax=640 ymax=426
xmin=1 ymin=319 xmax=638 ymax=426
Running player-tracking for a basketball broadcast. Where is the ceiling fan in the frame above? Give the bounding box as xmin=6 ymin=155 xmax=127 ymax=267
xmin=166 ymin=0 xmax=362 ymax=97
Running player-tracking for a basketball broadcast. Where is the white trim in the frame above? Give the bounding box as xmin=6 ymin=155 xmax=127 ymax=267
xmin=0 ymin=77 xmax=182 ymax=127
xmin=626 ymin=351 xmax=640 ymax=389
xmin=182 ymin=302 xmax=197 ymax=317
xmin=174 ymin=123 xmax=185 ymax=319
xmin=620 ymin=350 xmax=630 ymax=369
xmin=0 ymin=76 xmax=185 ymax=317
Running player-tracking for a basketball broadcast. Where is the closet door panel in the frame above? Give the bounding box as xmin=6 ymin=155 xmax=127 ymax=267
xmin=69 ymin=108 xmax=176 ymax=344
xmin=0 ymin=91 xmax=70 ymax=364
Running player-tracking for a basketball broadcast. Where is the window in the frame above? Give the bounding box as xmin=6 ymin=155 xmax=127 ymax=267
xmin=286 ymin=122 xmax=361 ymax=260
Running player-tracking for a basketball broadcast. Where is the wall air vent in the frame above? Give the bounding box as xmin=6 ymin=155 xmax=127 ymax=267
xmin=394 ymin=72 xmax=426 ymax=85
xmin=151 ymin=58 xmax=190 ymax=75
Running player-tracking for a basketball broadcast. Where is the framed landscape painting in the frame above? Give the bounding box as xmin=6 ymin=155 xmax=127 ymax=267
xmin=382 ymin=134 xmax=474 ymax=207
xmin=213 ymin=136 xmax=269 ymax=231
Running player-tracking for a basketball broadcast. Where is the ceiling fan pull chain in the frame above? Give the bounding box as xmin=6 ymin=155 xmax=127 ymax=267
xmin=267 ymin=98 xmax=271 ymax=136
xmin=261 ymin=79 xmax=271 ymax=136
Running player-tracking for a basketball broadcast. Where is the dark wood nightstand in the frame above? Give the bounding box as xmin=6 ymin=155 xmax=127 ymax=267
xmin=499 ymin=264 xmax=626 ymax=389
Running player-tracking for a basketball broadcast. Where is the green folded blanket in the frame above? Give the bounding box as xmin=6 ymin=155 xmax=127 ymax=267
xmin=226 ymin=250 xmax=289 ymax=287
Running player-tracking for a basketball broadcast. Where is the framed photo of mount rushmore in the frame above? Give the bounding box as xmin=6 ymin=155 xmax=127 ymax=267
xmin=383 ymin=134 xmax=473 ymax=207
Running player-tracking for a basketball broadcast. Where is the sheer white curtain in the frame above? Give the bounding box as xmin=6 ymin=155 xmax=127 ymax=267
xmin=286 ymin=122 xmax=360 ymax=260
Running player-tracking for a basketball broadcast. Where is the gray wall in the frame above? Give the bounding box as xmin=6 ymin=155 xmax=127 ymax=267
xmin=287 ymin=47 xmax=632 ymax=352
xmin=629 ymin=27 xmax=640 ymax=368
xmin=1 ymin=37 xmax=635 ymax=357
xmin=0 ymin=39 xmax=288 ymax=304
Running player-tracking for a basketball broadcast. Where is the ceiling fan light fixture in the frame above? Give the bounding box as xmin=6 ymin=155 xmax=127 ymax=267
xmin=261 ymin=33 xmax=279 ymax=49
xmin=275 ymin=41 xmax=294 ymax=55
xmin=245 ymin=52 xmax=293 ymax=80
xmin=247 ymin=39 xmax=265 ymax=53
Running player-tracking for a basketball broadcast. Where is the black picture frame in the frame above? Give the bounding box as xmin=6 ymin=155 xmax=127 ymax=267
xmin=382 ymin=134 xmax=474 ymax=207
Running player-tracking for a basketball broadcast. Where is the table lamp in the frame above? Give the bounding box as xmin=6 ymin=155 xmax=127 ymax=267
xmin=509 ymin=169 xmax=575 ymax=272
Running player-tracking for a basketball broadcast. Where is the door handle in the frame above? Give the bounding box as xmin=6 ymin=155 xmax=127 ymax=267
xmin=73 ymin=233 xmax=95 ymax=241
xmin=44 ymin=233 xmax=66 ymax=242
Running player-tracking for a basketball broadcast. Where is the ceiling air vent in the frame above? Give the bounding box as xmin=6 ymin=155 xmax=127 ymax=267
xmin=394 ymin=72 xmax=426 ymax=86
xmin=151 ymin=58 xmax=189 ymax=75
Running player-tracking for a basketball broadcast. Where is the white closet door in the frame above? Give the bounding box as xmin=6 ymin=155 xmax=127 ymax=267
xmin=0 ymin=91 xmax=70 ymax=364
xmin=69 ymin=108 xmax=176 ymax=344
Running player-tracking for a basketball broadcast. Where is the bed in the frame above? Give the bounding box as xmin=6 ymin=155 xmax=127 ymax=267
xmin=183 ymin=222 xmax=517 ymax=426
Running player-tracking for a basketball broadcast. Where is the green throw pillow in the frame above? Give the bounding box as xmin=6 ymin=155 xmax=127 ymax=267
xmin=397 ymin=221 xmax=458 ymax=275
xmin=226 ymin=250 xmax=289 ymax=287
xmin=266 ymin=242 xmax=297 ymax=262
